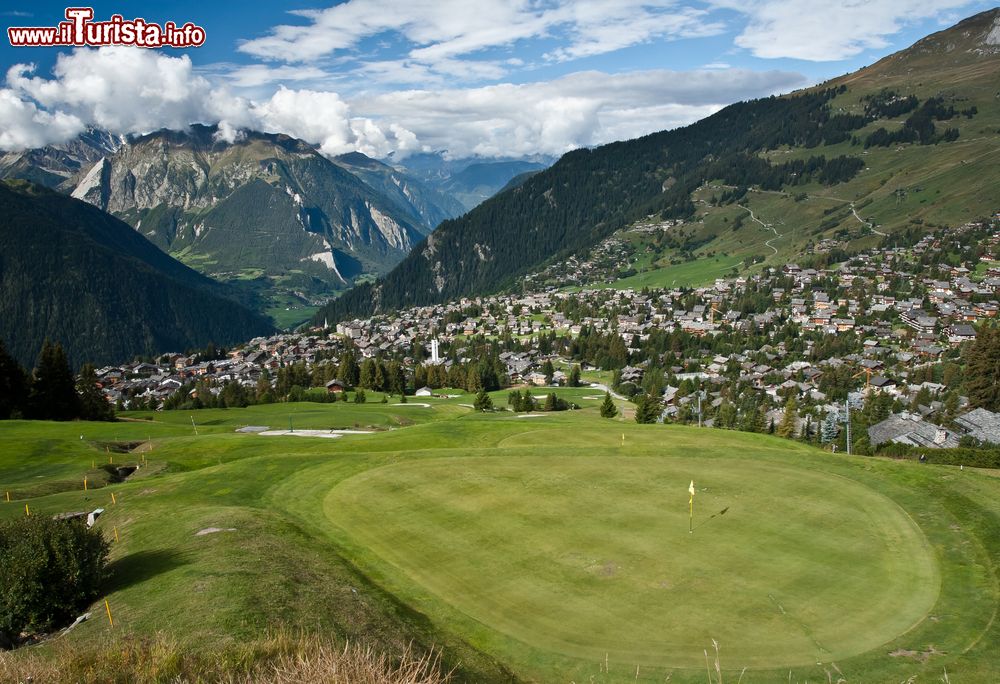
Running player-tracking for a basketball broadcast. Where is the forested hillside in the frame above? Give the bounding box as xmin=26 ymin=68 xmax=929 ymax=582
xmin=317 ymin=88 xmax=875 ymax=321
xmin=0 ymin=181 xmax=273 ymax=367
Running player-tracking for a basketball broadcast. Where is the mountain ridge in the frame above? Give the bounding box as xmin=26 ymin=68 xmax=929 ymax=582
xmin=68 ymin=125 xmax=428 ymax=308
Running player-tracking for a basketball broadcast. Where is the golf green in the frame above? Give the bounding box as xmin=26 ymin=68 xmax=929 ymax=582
xmin=326 ymin=455 xmax=940 ymax=671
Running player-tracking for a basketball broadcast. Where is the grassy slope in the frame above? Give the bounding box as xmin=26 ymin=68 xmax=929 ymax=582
xmin=0 ymin=392 xmax=998 ymax=682
xmin=589 ymin=14 xmax=1000 ymax=291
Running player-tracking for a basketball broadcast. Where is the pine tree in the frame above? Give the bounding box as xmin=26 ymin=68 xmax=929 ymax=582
xmin=777 ymin=397 xmax=798 ymax=438
xmin=0 ymin=339 xmax=27 ymax=419
xmin=965 ymin=326 xmax=1000 ymax=411
xmin=600 ymin=391 xmax=618 ymax=418
xmin=77 ymin=364 xmax=114 ymax=421
xmin=634 ymin=393 xmax=661 ymax=424
xmin=716 ymin=401 xmax=737 ymax=429
xmin=473 ymin=389 xmax=493 ymax=411
xmin=387 ymin=361 xmax=406 ymax=395
xmin=337 ymin=351 xmax=359 ymax=387
xmin=257 ymin=368 xmax=274 ymax=404
xmin=28 ymin=341 xmax=79 ymax=421
xmin=569 ymin=365 xmax=581 ymax=387
xmin=821 ymin=411 xmax=839 ymax=443
xmin=508 ymin=390 xmax=523 ymax=412
xmin=466 ymin=366 xmax=483 ymax=392
xmin=521 ymin=389 xmax=536 ymax=412
xmin=544 ymin=392 xmax=557 ymax=411
xmin=353 ymin=389 xmax=367 ymax=404
xmin=359 ymin=359 xmax=377 ymax=389
xmin=542 ymin=360 xmax=555 ymax=385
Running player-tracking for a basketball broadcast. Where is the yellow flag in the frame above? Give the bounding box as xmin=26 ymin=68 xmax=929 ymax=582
xmin=688 ymin=480 xmax=695 ymax=533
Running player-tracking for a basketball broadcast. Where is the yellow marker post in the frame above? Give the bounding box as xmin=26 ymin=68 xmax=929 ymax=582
xmin=111 ymin=492 xmax=117 ymax=505
xmin=84 ymin=477 xmax=88 ymax=491
xmin=114 ymin=526 xmax=120 ymax=543
xmin=25 ymin=503 xmax=30 ymax=516
xmin=5 ymin=491 xmax=9 ymax=502
xmin=104 ymin=599 xmax=114 ymax=627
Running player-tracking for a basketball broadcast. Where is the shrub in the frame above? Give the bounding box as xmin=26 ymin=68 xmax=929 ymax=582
xmin=0 ymin=516 xmax=109 ymax=646
xmin=876 ymin=443 xmax=1000 ymax=468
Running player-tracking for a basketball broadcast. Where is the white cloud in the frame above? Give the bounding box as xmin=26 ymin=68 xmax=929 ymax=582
xmin=716 ymin=0 xmax=976 ymax=61
xmin=248 ymin=86 xmax=405 ymax=158
xmin=356 ymin=68 xmax=807 ymax=158
xmin=238 ymin=0 xmax=725 ymax=83
xmin=0 ymin=48 xmax=395 ymax=156
xmin=543 ymin=0 xmax=724 ymax=62
xmin=0 ymin=89 xmax=83 ymax=150
xmin=7 ymin=47 xmax=244 ymax=134
xmin=0 ymin=46 xmax=805 ymax=161
xmin=226 ymin=64 xmax=330 ymax=89
xmin=239 ymin=0 xmax=555 ymax=64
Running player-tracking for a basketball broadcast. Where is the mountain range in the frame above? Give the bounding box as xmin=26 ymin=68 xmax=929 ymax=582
xmin=316 ymin=8 xmax=1000 ymax=324
xmin=0 ymin=127 xmax=549 ymax=327
xmin=0 ymin=180 xmax=273 ymax=368
xmin=391 ymin=153 xmax=551 ymax=212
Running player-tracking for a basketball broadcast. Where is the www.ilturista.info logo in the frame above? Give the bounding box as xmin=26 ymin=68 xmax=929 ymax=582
xmin=7 ymin=7 xmax=206 ymax=48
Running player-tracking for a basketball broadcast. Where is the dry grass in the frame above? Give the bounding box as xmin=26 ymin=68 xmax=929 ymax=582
xmin=0 ymin=631 xmax=450 ymax=684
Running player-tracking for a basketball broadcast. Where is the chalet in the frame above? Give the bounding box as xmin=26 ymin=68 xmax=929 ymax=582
xmin=324 ymin=379 xmax=346 ymax=394
xmin=948 ymin=324 xmax=977 ymax=346
xmin=868 ymin=376 xmax=896 ymax=392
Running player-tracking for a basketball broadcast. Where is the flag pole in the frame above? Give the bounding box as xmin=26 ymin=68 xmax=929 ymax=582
xmin=688 ymin=480 xmax=695 ymax=534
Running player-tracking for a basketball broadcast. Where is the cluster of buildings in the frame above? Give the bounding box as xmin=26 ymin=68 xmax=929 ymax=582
xmin=92 ymin=217 xmax=999 ymax=449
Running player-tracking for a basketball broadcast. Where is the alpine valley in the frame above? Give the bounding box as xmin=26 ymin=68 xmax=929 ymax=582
xmin=320 ymin=8 xmax=1000 ymax=323
xmin=6 ymin=7 xmax=1000 ymax=684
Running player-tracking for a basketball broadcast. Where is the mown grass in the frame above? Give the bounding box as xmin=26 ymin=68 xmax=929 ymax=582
xmin=1 ymin=393 xmax=998 ymax=682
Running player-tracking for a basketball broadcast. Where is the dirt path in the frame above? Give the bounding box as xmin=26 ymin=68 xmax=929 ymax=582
xmin=740 ymin=205 xmax=782 ymax=255
xmin=850 ymin=202 xmax=887 ymax=237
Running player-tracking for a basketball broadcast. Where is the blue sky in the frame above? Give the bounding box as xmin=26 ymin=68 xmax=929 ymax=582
xmin=1 ymin=1 xmax=997 ymax=158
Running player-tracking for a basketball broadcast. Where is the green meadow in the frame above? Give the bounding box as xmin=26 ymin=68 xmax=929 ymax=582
xmin=1 ymin=390 xmax=998 ymax=682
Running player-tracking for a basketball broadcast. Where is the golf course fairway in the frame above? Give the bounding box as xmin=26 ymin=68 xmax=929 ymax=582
xmin=2 ymin=394 xmax=999 ymax=682
xmin=326 ymin=455 xmax=939 ymax=672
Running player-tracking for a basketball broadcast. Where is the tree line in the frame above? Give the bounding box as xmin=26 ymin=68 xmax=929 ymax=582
xmin=0 ymin=338 xmax=114 ymax=421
